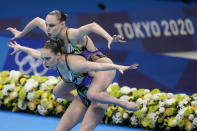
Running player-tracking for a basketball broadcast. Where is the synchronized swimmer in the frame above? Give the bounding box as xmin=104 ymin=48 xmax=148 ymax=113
xmin=7 ymin=10 xmax=139 ymax=131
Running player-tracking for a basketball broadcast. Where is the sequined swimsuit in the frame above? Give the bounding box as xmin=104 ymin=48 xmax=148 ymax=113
xmin=66 ymin=29 xmax=106 ymax=62
xmin=62 ymin=29 xmax=107 ymax=106
xmin=57 ymin=54 xmax=92 ymax=107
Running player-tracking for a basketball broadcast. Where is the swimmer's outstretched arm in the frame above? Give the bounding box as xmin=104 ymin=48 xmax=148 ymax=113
xmin=69 ymin=22 xmax=126 ymax=49
xmin=6 ymin=17 xmax=46 ymax=40
xmin=7 ymin=41 xmax=41 ymax=58
xmin=67 ymin=55 xmax=138 ymax=74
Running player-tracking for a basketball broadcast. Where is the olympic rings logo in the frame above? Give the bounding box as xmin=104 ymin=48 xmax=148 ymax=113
xmin=14 ymin=50 xmax=48 ymax=75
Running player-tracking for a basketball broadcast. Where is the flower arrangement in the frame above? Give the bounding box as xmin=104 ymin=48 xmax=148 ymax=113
xmin=0 ymin=70 xmax=69 ymax=116
xmin=0 ymin=70 xmax=197 ymax=131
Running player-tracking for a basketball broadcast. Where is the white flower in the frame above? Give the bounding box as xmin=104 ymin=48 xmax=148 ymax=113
xmin=1 ymin=84 xmax=15 ymax=96
xmin=188 ymin=114 xmax=194 ymax=121
xmin=120 ymin=86 xmax=131 ymax=94
xmin=130 ymin=116 xmax=138 ymax=126
xmin=159 ymin=101 xmax=165 ymax=107
xmin=144 ymin=89 xmax=150 ymax=93
xmin=178 ymin=100 xmax=187 ymax=108
xmin=27 ymin=92 xmax=35 ymax=101
xmin=158 ymin=107 xmax=165 ymax=114
xmin=144 ymin=93 xmax=152 ymax=99
xmin=166 ymin=127 xmax=171 ymax=131
xmin=177 ymin=107 xmax=187 ymax=118
xmin=185 ymin=97 xmax=190 ymax=101
xmin=2 ymin=88 xmax=8 ymax=96
xmin=172 ymin=119 xmax=177 ymax=126
xmin=46 ymin=76 xmax=59 ymax=85
xmin=123 ymin=112 xmax=129 ymax=119
xmin=120 ymin=95 xmax=130 ymax=101
xmin=112 ymin=82 xmax=119 ymax=86
xmin=130 ymin=87 xmax=137 ymax=92
xmin=136 ymin=98 xmax=144 ymax=105
xmin=153 ymin=94 xmax=159 ymax=101
xmin=40 ymin=83 xmax=48 ymax=91
xmin=192 ymin=118 xmax=197 ymax=127
xmin=144 ymin=93 xmax=152 ymax=100
xmin=175 ymin=114 xmax=184 ymax=121
xmin=195 ymin=110 xmax=197 ymax=115
xmin=191 ymin=101 xmax=197 ymax=106
xmin=180 ymin=94 xmax=188 ymax=97
xmin=12 ymin=92 xmax=18 ymax=98
xmin=112 ymin=112 xmax=122 ymax=124
xmin=115 ymin=112 xmax=121 ymax=117
xmin=166 ymin=98 xmax=176 ymax=106
xmin=106 ymin=87 xmax=112 ymax=93
xmin=52 ymin=94 xmax=56 ymax=100
xmin=18 ymin=101 xmax=27 ymax=110
xmin=9 ymin=70 xmax=21 ymax=79
xmin=37 ymin=104 xmax=48 ymax=115
xmin=141 ymin=106 xmax=148 ymax=113
xmin=3 ymin=84 xmax=15 ymax=91
xmin=193 ymin=96 xmax=197 ymax=101
xmin=167 ymin=93 xmax=174 ymax=98
xmin=57 ymin=98 xmax=65 ymax=102
xmin=24 ymin=79 xmax=38 ymax=92
xmin=150 ymin=113 xmax=158 ymax=123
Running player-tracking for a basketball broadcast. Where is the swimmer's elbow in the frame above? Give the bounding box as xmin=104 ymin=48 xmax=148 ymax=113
xmin=90 ymin=22 xmax=98 ymax=28
xmin=34 ymin=17 xmax=41 ymax=22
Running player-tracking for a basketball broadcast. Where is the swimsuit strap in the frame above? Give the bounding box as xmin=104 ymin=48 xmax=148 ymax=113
xmin=66 ymin=28 xmax=71 ymax=43
xmin=65 ymin=54 xmax=71 ymax=71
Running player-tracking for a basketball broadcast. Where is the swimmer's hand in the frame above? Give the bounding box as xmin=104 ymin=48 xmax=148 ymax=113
xmin=7 ymin=40 xmax=22 ymax=56
xmin=118 ymin=64 xmax=138 ymax=74
xmin=108 ymin=35 xmax=126 ymax=49
xmin=6 ymin=27 xmax=22 ymax=40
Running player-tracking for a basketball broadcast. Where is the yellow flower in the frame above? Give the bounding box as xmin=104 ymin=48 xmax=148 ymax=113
xmin=32 ymin=99 xmax=40 ymax=105
xmin=141 ymin=117 xmax=149 ymax=127
xmin=12 ymin=103 xmax=19 ymax=112
xmin=38 ymin=90 xmax=43 ymax=95
xmin=48 ymin=94 xmax=53 ymax=102
xmin=164 ymin=107 xmax=176 ymax=116
xmin=41 ymin=92 xmax=49 ymax=99
xmin=0 ymin=84 xmax=3 ymax=90
xmin=56 ymin=104 xmax=64 ymax=114
xmin=27 ymin=102 xmax=36 ymax=111
xmin=47 ymin=102 xmax=54 ymax=110
xmin=9 ymin=92 xmax=15 ymax=100
xmin=72 ymin=89 xmax=77 ymax=95
xmin=4 ymin=97 xmax=12 ymax=107
xmin=168 ymin=117 xmax=176 ymax=127
xmin=40 ymin=98 xmax=49 ymax=108
xmin=118 ymin=107 xmax=124 ymax=112
xmin=53 ymin=100 xmax=58 ymax=106
xmin=20 ymin=78 xmax=26 ymax=84
xmin=184 ymin=118 xmax=193 ymax=131
xmin=193 ymin=105 xmax=197 ymax=111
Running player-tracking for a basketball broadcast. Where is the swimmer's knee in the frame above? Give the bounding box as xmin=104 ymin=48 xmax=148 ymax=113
xmin=87 ymin=91 xmax=97 ymax=102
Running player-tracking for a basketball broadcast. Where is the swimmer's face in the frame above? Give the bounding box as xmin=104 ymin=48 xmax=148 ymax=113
xmin=40 ymin=48 xmax=60 ymax=69
xmin=45 ymin=14 xmax=65 ymax=39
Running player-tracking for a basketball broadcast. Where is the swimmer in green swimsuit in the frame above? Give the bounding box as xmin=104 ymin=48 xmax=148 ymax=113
xmin=8 ymin=40 xmax=138 ymax=131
